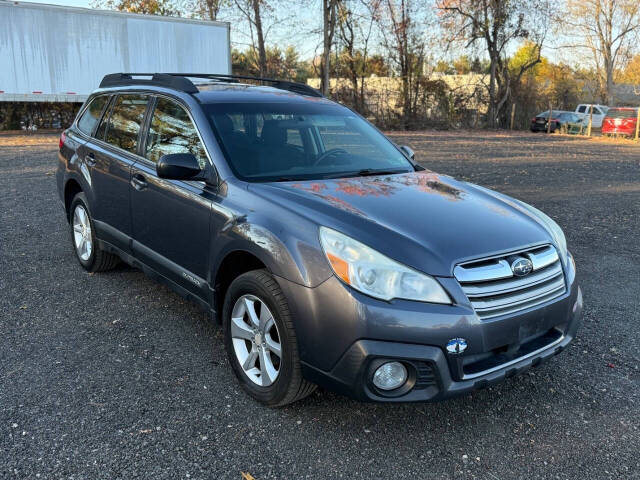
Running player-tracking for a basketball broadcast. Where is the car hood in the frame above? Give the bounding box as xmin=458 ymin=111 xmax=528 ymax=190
xmin=249 ymin=170 xmax=555 ymax=276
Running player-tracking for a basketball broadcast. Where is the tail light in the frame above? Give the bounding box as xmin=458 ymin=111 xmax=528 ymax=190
xmin=59 ymin=131 xmax=66 ymax=150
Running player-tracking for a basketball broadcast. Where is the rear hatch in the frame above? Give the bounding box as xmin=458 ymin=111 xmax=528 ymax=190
xmin=603 ymin=108 xmax=638 ymax=134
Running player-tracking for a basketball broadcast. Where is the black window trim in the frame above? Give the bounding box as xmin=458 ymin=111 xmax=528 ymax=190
xmin=95 ymin=95 xmax=116 ymax=141
xmin=74 ymin=88 xmax=218 ymax=182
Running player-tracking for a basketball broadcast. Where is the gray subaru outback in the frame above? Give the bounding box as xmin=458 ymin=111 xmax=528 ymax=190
xmin=57 ymin=73 xmax=582 ymax=406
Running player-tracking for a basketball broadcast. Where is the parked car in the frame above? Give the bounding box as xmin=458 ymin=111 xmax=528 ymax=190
xmin=602 ymin=107 xmax=639 ymax=137
xmin=57 ymin=73 xmax=582 ymax=406
xmin=530 ymin=111 xmax=582 ymax=133
xmin=575 ymin=104 xmax=609 ymax=128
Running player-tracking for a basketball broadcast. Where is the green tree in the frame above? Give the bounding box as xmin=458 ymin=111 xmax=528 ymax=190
xmin=232 ymin=46 xmax=311 ymax=81
xmin=453 ymin=55 xmax=471 ymax=74
xmin=434 ymin=60 xmax=454 ymax=74
xmin=92 ymin=0 xmax=181 ymax=15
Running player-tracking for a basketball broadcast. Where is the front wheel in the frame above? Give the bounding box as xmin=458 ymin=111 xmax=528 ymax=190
xmin=223 ymin=270 xmax=316 ymax=406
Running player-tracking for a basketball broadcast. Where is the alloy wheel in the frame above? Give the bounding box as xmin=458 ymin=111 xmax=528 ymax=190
xmin=230 ymin=294 xmax=282 ymax=386
xmin=72 ymin=205 xmax=93 ymax=261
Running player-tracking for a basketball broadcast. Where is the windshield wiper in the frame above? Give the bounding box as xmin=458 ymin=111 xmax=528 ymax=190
xmin=357 ymin=168 xmax=410 ymax=177
xmin=322 ymin=168 xmax=410 ymax=179
xmin=271 ymin=176 xmax=299 ymax=182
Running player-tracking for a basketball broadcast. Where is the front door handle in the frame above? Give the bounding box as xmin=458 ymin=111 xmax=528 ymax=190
xmin=131 ymin=173 xmax=148 ymax=191
xmin=84 ymin=153 xmax=96 ymax=167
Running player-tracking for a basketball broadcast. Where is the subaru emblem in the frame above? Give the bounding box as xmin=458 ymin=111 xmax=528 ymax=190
xmin=511 ymin=257 xmax=533 ymax=277
xmin=446 ymin=338 xmax=468 ymax=354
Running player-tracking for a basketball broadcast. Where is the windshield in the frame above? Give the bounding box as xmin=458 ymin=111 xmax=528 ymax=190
xmin=537 ymin=110 xmax=565 ymax=119
xmin=204 ymin=102 xmax=414 ymax=181
xmin=606 ymin=108 xmax=638 ymax=119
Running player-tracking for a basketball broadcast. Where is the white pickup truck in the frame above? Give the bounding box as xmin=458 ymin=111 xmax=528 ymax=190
xmin=575 ymin=104 xmax=609 ymax=128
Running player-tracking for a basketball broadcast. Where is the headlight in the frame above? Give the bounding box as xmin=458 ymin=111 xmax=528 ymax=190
xmin=319 ymin=227 xmax=451 ymax=304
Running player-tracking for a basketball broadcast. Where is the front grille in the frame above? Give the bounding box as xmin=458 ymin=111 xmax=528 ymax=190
xmin=454 ymin=245 xmax=566 ymax=320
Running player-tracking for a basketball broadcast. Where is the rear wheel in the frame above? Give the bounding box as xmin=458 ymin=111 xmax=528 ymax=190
xmin=69 ymin=193 xmax=119 ymax=272
xmin=223 ymin=270 xmax=316 ymax=406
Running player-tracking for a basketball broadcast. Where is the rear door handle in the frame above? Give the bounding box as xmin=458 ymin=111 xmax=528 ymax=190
xmin=131 ymin=173 xmax=148 ymax=191
xmin=84 ymin=153 xmax=96 ymax=167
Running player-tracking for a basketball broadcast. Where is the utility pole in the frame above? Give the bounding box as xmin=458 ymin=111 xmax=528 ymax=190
xmin=510 ymin=103 xmax=516 ymax=130
xmin=586 ymin=105 xmax=593 ymax=137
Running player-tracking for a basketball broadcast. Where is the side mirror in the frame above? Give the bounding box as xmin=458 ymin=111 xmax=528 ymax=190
xmin=157 ymin=153 xmax=205 ymax=181
xmin=400 ymin=145 xmax=415 ymax=161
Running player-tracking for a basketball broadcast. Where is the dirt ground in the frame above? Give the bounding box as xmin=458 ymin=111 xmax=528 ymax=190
xmin=1 ymin=130 xmax=639 ymax=479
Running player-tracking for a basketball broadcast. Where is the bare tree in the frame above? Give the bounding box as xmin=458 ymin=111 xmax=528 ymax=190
xmin=562 ymin=0 xmax=640 ymax=105
xmin=197 ymin=0 xmax=224 ymax=20
xmin=336 ymin=0 xmax=380 ymax=110
xmin=321 ymin=0 xmax=340 ymax=95
xmin=376 ymin=0 xmax=431 ymax=127
xmin=234 ymin=0 xmax=269 ymax=76
xmin=437 ymin=0 xmax=550 ymax=127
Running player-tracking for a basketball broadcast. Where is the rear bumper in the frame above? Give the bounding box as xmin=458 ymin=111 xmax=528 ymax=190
xmin=602 ymin=127 xmax=636 ymax=136
xmin=531 ymin=123 xmax=555 ymax=132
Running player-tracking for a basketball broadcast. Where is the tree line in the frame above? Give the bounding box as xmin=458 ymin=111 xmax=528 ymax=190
xmin=94 ymin=0 xmax=640 ymax=129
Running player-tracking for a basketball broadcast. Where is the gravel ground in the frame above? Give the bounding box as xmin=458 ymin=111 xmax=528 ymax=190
xmin=1 ymin=131 xmax=638 ymax=479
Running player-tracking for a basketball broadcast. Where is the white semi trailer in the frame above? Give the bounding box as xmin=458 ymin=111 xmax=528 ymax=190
xmin=0 ymin=1 xmax=231 ymax=103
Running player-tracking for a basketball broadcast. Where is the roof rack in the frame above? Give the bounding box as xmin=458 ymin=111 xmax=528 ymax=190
xmin=99 ymin=73 xmax=323 ymax=98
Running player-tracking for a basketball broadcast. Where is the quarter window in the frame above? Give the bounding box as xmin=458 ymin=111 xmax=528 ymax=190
xmin=145 ymin=98 xmax=207 ymax=168
xmin=77 ymin=96 xmax=108 ymax=135
xmin=104 ymin=94 xmax=149 ymax=154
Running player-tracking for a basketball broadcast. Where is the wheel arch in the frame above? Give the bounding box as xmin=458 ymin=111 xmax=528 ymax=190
xmin=212 ymin=249 xmax=269 ymax=323
xmin=64 ymin=178 xmax=83 ymax=221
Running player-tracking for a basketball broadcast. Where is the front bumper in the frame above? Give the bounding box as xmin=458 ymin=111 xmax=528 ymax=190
xmin=277 ymin=256 xmax=582 ymax=402
xmin=302 ymin=287 xmax=581 ymax=402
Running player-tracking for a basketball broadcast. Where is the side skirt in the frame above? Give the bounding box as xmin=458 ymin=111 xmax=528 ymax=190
xmin=97 ymin=238 xmax=216 ymax=320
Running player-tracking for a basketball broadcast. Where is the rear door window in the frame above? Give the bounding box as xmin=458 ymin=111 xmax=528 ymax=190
xmin=77 ymin=96 xmax=109 ymax=135
xmin=577 ymin=105 xmax=586 ymax=113
xmin=104 ymin=94 xmax=150 ymax=155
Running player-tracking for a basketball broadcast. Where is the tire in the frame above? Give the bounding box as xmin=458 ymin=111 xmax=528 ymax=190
xmin=223 ymin=269 xmax=316 ymax=406
xmin=69 ymin=193 xmax=120 ymax=272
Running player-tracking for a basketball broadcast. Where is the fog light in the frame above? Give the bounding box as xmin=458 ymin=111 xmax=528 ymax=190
xmin=372 ymin=361 xmax=407 ymax=391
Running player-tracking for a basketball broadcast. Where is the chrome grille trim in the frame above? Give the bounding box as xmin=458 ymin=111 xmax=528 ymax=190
xmin=453 ymin=259 xmax=513 ymax=283
xmin=455 ymin=245 xmax=566 ymax=320
xmin=461 ymin=263 xmax=563 ymax=297
xmin=525 ymin=245 xmax=558 ymax=270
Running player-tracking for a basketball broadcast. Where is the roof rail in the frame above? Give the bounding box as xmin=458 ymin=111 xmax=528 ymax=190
xmin=99 ymin=73 xmax=199 ymax=93
xmin=99 ymin=73 xmax=323 ymax=97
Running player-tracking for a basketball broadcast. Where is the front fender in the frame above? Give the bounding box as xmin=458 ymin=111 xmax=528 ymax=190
xmin=210 ymin=214 xmax=333 ymax=288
